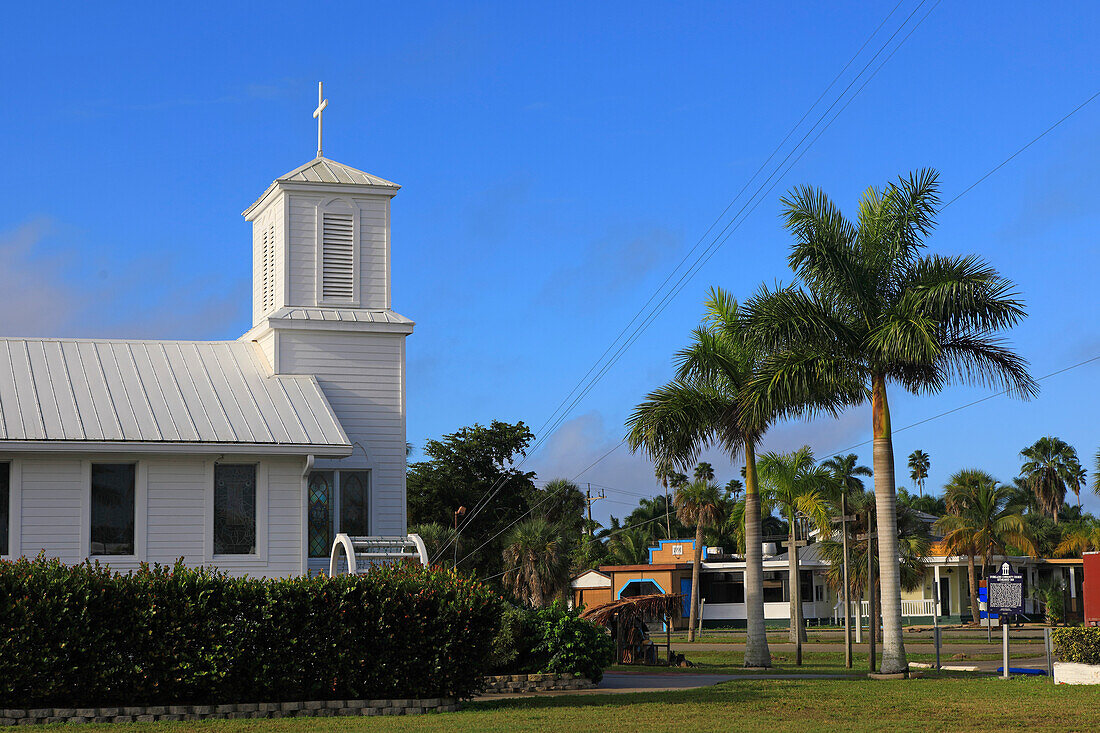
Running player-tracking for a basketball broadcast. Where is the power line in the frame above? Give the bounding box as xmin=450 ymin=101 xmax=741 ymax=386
xmin=438 ymin=2 xmax=934 ymax=566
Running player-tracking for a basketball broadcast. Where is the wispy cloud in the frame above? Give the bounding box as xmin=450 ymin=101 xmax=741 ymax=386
xmin=0 ymin=219 xmax=247 ymax=340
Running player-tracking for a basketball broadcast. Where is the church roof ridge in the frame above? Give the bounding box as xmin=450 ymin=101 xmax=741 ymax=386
xmin=276 ymin=156 xmax=400 ymax=188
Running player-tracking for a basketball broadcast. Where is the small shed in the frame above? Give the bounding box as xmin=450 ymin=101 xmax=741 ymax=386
xmin=570 ymin=569 xmax=613 ymax=610
xmin=581 ymin=593 xmax=684 ymax=665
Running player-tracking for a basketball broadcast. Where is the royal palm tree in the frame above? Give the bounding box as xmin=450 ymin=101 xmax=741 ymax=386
xmin=743 ymin=170 xmax=1037 ymax=673
xmin=908 ymin=450 xmax=931 ymax=497
xmin=757 ymin=447 xmax=832 ymax=647
xmin=1020 ymin=437 xmax=1081 ymax=523
xmin=673 ymin=479 xmax=725 ymax=641
xmin=936 ymin=470 xmax=1036 ymax=623
xmin=627 ymin=287 xmax=776 ymax=665
xmin=1071 ymin=464 xmax=1088 ymax=510
xmin=501 ymin=518 xmax=573 ymax=608
xmin=724 ymin=478 xmax=744 ymax=500
xmin=822 ymin=454 xmax=872 ymax=497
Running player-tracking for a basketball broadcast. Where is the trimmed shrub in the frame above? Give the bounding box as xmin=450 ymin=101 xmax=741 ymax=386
xmin=1052 ymin=627 xmax=1100 ymax=665
xmin=0 ymin=556 xmax=503 ymax=708
xmin=490 ymin=602 xmax=614 ymax=683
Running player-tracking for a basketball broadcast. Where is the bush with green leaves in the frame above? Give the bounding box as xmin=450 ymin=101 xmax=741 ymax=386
xmin=490 ymin=602 xmax=614 ymax=682
xmin=0 ymin=556 xmax=503 ymax=708
xmin=1052 ymin=627 xmax=1100 ymax=665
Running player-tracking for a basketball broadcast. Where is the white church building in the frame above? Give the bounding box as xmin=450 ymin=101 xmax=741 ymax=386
xmin=0 ymin=89 xmax=414 ymax=577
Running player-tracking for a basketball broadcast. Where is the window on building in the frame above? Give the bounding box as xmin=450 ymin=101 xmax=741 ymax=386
xmin=214 ymin=464 xmax=256 ymax=555
xmin=1 ymin=463 xmax=9 ymax=556
xmin=90 ymin=464 xmax=135 ymax=556
xmin=763 ymin=571 xmax=785 ymax=603
xmin=701 ymin=571 xmax=745 ymax=604
xmin=308 ymin=470 xmax=371 ymax=558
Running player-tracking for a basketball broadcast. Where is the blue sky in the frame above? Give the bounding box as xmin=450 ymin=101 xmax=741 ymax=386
xmin=3 ymin=2 xmax=1100 ymax=525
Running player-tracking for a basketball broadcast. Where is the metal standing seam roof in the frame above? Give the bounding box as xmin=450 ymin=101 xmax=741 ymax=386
xmin=270 ymin=306 xmax=415 ymax=326
xmin=0 ymin=338 xmax=351 ymax=454
xmin=245 ymin=157 xmax=400 ymax=216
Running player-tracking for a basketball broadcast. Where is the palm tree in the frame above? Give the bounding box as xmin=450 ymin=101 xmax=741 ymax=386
xmin=724 ymin=478 xmax=744 ymax=500
xmin=1071 ymin=465 xmax=1088 ymax=510
xmin=607 ymin=527 xmax=652 ymax=565
xmin=1055 ymin=521 xmax=1100 ymax=557
xmin=757 ymin=447 xmax=832 ymax=647
xmin=501 ymin=518 xmax=573 ymax=608
xmin=936 ymin=469 xmax=1036 ymax=624
xmin=694 ymin=462 xmax=715 ymax=481
xmin=627 ymin=287 xmax=776 ymax=666
xmin=673 ymin=479 xmax=724 ymax=641
xmin=908 ymin=450 xmax=931 ymax=497
xmin=626 ymin=495 xmax=685 ymax=541
xmin=743 ymin=170 xmax=1037 ymax=673
xmin=1020 ymin=437 xmax=1081 ymax=522
xmin=822 ymin=454 xmax=872 ymax=497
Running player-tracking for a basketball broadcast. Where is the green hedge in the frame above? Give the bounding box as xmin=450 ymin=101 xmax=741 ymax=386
xmin=1052 ymin=627 xmax=1100 ymax=665
xmin=490 ymin=602 xmax=615 ymax=682
xmin=0 ymin=556 xmax=503 ymax=708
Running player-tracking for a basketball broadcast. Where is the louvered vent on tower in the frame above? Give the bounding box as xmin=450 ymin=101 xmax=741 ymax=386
xmin=261 ymin=222 xmax=276 ymax=312
xmin=321 ymin=212 xmax=355 ymax=301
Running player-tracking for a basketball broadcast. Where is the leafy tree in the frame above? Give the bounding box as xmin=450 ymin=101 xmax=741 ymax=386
xmin=908 ymin=450 xmax=931 ymax=497
xmin=408 ymin=522 xmax=452 ymax=563
xmin=607 ymin=526 xmax=652 ymax=565
xmin=674 ymin=479 xmax=725 ymax=642
xmin=936 ymin=469 xmax=1035 ymax=624
xmin=502 ymin=518 xmax=573 ymax=608
xmin=744 ymin=170 xmax=1037 ymax=672
xmin=627 ymin=288 xmax=778 ymax=666
xmin=407 ymin=421 xmax=538 ymax=577
xmin=897 ymin=487 xmax=946 ymax=517
xmin=757 ymin=447 xmax=832 ymax=645
xmin=1019 ymin=437 xmax=1082 ymax=523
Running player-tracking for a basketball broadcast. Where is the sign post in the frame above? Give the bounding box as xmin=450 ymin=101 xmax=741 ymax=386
xmin=987 ymin=562 xmax=1024 ymax=680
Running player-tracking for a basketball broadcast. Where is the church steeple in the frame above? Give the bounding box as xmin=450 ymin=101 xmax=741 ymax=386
xmin=242 ymin=84 xmax=402 ymax=330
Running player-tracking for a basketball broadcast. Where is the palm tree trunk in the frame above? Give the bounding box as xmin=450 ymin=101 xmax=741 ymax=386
xmin=742 ymin=440 xmax=771 ymax=667
xmin=870 ymin=374 xmax=908 ymax=674
xmin=687 ymin=522 xmax=704 ymax=642
xmin=967 ymin=553 xmax=980 ymax=625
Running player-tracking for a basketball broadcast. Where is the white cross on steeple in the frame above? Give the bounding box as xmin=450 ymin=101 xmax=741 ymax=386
xmin=313 ymin=82 xmax=329 ymax=158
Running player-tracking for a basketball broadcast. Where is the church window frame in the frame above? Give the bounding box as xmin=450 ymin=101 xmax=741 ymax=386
xmin=307 ymin=469 xmax=370 ymax=559
xmin=80 ymin=459 xmax=146 ymax=561
xmin=206 ymin=459 xmax=268 ymax=562
xmin=314 ymin=198 xmax=360 ymax=307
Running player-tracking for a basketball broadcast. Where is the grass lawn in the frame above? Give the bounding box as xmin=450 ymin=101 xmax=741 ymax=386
xmin=613 ymin=649 xmax=1043 ymax=675
xmin=29 ymin=676 xmax=1098 ymax=732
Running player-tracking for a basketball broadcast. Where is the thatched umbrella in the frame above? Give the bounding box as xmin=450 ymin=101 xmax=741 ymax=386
xmin=581 ymin=593 xmax=684 ymax=664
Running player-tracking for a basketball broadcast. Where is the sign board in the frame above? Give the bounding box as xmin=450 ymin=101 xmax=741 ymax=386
xmin=671 ymin=544 xmax=683 ymax=557
xmin=986 ymin=562 xmax=1024 ymax=614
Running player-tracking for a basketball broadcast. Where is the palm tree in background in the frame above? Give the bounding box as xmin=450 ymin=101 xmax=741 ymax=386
xmin=627 ymin=287 xmax=776 ymax=666
xmin=1071 ymin=464 xmax=1088 ymax=509
xmin=674 ymin=479 xmax=725 ymax=641
xmin=743 ymin=169 xmax=1037 ymax=672
xmin=936 ymin=469 xmax=1036 ymax=623
xmin=908 ymin=450 xmax=931 ymax=497
xmin=724 ymin=478 xmax=744 ymax=501
xmin=694 ymin=462 xmax=715 ymax=481
xmin=758 ymin=447 xmax=833 ymax=645
xmin=1019 ymin=437 xmax=1081 ymax=523
xmin=502 ymin=518 xmax=572 ymax=608
xmin=822 ymin=454 xmax=872 ymax=497
xmin=607 ymin=526 xmax=652 ymax=565
xmin=1055 ymin=521 xmax=1100 ymax=557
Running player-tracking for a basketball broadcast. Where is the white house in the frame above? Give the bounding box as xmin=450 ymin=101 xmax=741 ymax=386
xmin=0 ymin=95 xmax=414 ymax=577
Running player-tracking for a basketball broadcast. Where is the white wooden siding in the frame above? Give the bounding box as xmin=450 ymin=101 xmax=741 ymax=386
xmin=277 ymin=331 xmax=406 ymax=536
xmin=251 ymin=196 xmax=285 ymax=326
xmin=7 ymin=453 xmax=305 ymax=578
xmin=284 ymin=194 xmax=389 ymax=310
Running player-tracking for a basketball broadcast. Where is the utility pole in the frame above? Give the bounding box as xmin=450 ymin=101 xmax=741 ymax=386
xmin=858 ymin=514 xmax=877 ymax=674
xmin=583 ymin=484 xmax=604 ymax=536
xmin=840 ymin=493 xmax=853 ymax=669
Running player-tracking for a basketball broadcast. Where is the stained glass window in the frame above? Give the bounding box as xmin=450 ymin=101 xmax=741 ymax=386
xmin=1 ymin=463 xmax=9 ymax=556
xmin=308 ymin=471 xmax=334 ymax=558
xmin=214 ymin=464 xmax=256 ymax=555
xmin=340 ymin=471 xmax=369 ymax=537
xmin=90 ymin=464 xmax=135 ymax=555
